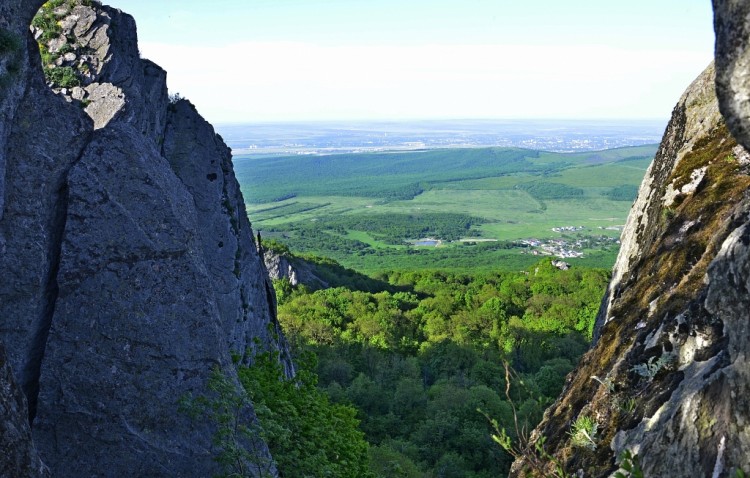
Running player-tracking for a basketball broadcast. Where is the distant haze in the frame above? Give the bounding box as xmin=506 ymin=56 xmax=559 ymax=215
xmin=218 ymin=119 xmax=666 ymax=156
xmin=106 ymin=0 xmax=713 ymax=124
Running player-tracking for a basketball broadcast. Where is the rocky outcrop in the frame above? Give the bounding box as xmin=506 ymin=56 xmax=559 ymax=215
xmin=263 ymin=249 xmax=328 ymax=290
xmin=262 ymin=246 xmax=397 ymax=293
xmin=32 ymin=1 xmax=168 ymax=137
xmin=0 ymin=1 xmax=289 ymax=476
xmin=593 ymin=63 xmax=723 ymax=342
xmin=162 ymin=99 xmax=293 ymax=372
xmin=265 ymin=250 xmax=301 ymax=286
xmin=511 ymin=7 xmax=750 ymax=477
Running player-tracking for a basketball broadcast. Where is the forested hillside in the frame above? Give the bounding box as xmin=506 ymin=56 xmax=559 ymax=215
xmin=258 ymin=259 xmax=610 ymax=477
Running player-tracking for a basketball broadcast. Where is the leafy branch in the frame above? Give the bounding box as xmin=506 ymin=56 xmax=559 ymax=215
xmin=481 ymin=361 xmax=570 ymax=478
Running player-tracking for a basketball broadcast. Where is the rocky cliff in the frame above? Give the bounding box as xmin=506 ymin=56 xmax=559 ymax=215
xmin=263 ymin=248 xmax=328 ymax=290
xmin=511 ymin=3 xmax=750 ymax=477
xmin=0 ymin=1 xmax=291 ymax=476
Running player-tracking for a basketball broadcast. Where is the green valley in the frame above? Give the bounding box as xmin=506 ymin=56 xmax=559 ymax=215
xmin=235 ymin=145 xmax=657 ymax=272
xmin=227 ymin=143 xmax=658 ymax=477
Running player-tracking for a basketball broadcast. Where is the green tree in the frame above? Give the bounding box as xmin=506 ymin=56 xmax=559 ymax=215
xmin=239 ymin=353 xmax=373 ymax=478
xmin=179 ymin=367 xmax=275 ymax=478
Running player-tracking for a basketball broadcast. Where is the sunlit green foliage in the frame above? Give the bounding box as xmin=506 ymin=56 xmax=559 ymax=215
xmin=276 ymin=261 xmax=609 ymax=477
xmin=182 ymin=355 xmax=372 ymax=478
xmin=240 ymin=353 xmax=372 ymax=478
xmin=44 ymin=65 xmax=80 ymax=87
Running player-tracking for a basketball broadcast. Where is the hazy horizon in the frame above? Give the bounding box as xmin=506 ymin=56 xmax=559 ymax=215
xmin=215 ymin=118 xmax=667 ymax=156
xmin=106 ymin=0 xmax=713 ymax=125
xmin=213 ymin=117 xmax=669 ymax=127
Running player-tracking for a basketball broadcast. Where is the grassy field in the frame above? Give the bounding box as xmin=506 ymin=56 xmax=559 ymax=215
xmin=235 ymin=145 xmax=656 ymax=272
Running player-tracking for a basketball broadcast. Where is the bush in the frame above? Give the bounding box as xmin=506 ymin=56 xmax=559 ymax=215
xmin=182 ymin=354 xmax=372 ymax=478
xmin=239 ymin=353 xmax=373 ymax=478
xmin=179 ymin=368 xmax=275 ymax=477
xmin=44 ymin=65 xmax=80 ymax=88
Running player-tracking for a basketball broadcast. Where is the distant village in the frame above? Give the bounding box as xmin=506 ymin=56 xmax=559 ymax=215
xmin=520 ymin=225 xmax=622 ymax=258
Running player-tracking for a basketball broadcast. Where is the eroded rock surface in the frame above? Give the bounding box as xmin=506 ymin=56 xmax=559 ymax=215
xmin=162 ymin=99 xmax=293 ymax=373
xmin=593 ymin=63 xmax=722 ymax=342
xmin=263 ymin=249 xmax=329 ymax=290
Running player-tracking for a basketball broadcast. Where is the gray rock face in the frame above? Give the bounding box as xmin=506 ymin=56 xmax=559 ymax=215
xmin=0 ymin=0 xmax=46 ymax=223
xmin=0 ymin=2 xmax=50 ymax=475
xmin=263 ymin=250 xmax=328 ymax=290
xmin=593 ymin=63 xmax=721 ymax=342
xmin=33 ymin=123 xmax=234 ymax=476
xmin=0 ymin=342 xmax=49 ymax=478
xmin=703 ymin=6 xmax=750 ymax=473
xmin=0 ymin=1 xmax=289 ymax=476
xmin=162 ymin=99 xmax=294 ymax=373
xmin=714 ymin=0 xmax=750 ymax=150
xmin=0 ymin=26 xmax=92 ymax=424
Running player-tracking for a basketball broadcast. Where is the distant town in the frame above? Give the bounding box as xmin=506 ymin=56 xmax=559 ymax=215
xmin=411 ymin=225 xmax=623 ymax=259
xmin=219 ymin=119 xmax=665 ymax=157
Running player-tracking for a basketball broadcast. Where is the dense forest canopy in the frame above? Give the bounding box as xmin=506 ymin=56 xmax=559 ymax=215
xmin=232 ymin=259 xmax=610 ymax=477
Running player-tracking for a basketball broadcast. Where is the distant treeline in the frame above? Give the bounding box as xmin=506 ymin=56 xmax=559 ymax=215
xmin=605 ymin=184 xmax=639 ymax=201
xmin=236 ymin=148 xmax=558 ymax=203
xmin=264 ymin=213 xmax=486 ymax=248
xmin=515 ymin=181 xmax=584 ymax=200
xmin=331 ymin=213 xmax=485 ymax=243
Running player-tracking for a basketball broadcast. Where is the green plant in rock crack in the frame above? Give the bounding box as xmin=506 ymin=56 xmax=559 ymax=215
xmin=618 ymin=397 xmax=637 ymax=414
xmin=568 ymin=415 xmax=598 ymax=450
xmin=613 ymin=449 xmax=643 ymax=478
xmin=630 ymin=352 xmax=674 ymax=382
xmin=590 ymin=374 xmax=615 ymax=393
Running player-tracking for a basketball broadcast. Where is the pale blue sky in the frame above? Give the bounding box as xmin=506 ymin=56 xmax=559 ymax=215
xmin=106 ymin=0 xmax=714 ymax=123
